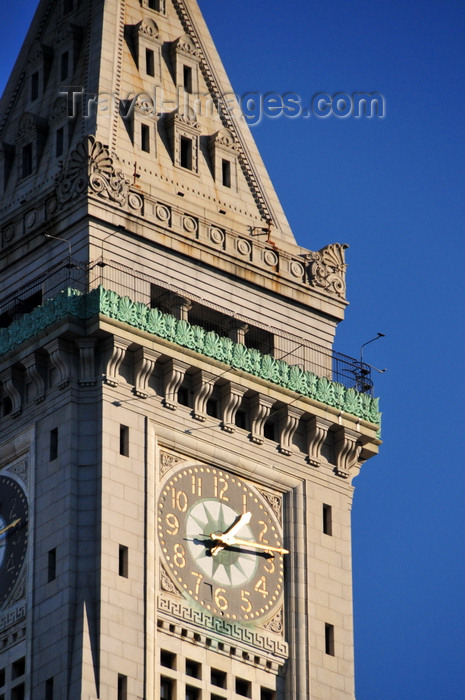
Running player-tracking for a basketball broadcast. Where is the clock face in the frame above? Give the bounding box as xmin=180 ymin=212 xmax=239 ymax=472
xmin=0 ymin=475 xmax=28 ymax=610
xmin=158 ymin=465 xmax=285 ymax=622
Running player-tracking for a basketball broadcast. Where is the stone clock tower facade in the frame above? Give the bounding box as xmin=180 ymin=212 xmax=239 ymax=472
xmin=0 ymin=1 xmax=381 ymax=699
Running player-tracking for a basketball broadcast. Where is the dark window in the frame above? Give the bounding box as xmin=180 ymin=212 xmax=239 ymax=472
xmin=206 ymin=399 xmax=218 ymax=418
xmin=185 ymin=687 xmax=200 ymax=700
xmin=56 ymin=127 xmax=64 ymax=158
xmin=185 ymin=659 xmax=200 ymax=678
xmin=264 ymin=421 xmax=275 ymax=441
xmin=141 ymin=123 xmax=150 ymax=153
xmin=261 ymin=690 xmax=275 ymax=700
xmin=0 ymin=668 xmax=4 ymax=686
xmin=210 ymin=669 xmax=226 ymax=688
xmin=119 ymin=425 xmax=129 ymax=456
xmin=180 ymin=137 xmax=192 ymax=170
xmin=160 ymin=650 xmax=176 ymax=669
xmin=117 ymin=674 xmax=127 ymax=700
xmin=148 ymin=0 xmax=158 ymax=8
xmin=31 ymin=71 xmax=39 ymax=101
xmin=48 ymin=548 xmax=57 ymax=582
xmin=119 ymin=545 xmax=128 ymax=578
xmin=160 ymin=677 xmax=174 ymax=700
xmin=325 ymin=623 xmax=335 ymax=656
xmin=22 ymin=143 xmax=33 ymax=178
xmin=63 ymin=0 xmax=74 ymax=13
xmin=45 ymin=677 xmax=54 ymax=700
xmin=50 ymin=428 xmax=58 ymax=461
xmin=222 ymin=159 xmax=231 ymax=188
xmin=11 ymin=684 xmax=25 ymax=700
xmin=235 ymin=408 xmax=246 ymax=429
xmin=235 ymin=678 xmax=251 ymax=697
xmin=11 ymin=659 xmax=25 ymax=679
xmin=183 ymin=65 xmax=193 ymax=94
xmin=146 ymin=49 xmax=155 ymax=77
xmin=60 ymin=51 xmax=69 ymax=81
xmin=323 ymin=504 xmax=332 ymax=536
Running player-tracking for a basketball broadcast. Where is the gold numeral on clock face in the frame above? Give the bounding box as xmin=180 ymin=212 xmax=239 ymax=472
xmin=254 ymin=575 xmax=268 ymax=598
xmin=173 ymin=543 xmax=186 ymax=568
xmin=214 ymin=476 xmax=229 ymax=501
xmin=171 ymin=488 xmax=188 ymax=512
xmin=192 ymin=571 xmax=203 ymax=595
xmin=191 ymin=475 xmax=202 ymax=497
xmin=165 ymin=513 xmax=179 ymax=536
xmin=214 ymin=587 xmax=229 ymax=610
xmin=264 ymin=556 xmax=275 ymax=574
xmin=241 ymin=589 xmax=252 ymax=612
xmin=258 ymin=520 xmax=269 ymax=544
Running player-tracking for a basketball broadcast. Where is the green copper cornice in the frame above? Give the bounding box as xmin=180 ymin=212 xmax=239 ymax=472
xmin=0 ymin=287 xmax=381 ymax=426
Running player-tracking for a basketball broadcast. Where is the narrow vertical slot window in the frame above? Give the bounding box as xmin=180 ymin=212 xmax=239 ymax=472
xmin=48 ymin=548 xmax=57 ymax=582
xmin=119 ymin=425 xmax=129 ymax=456
xmin=180 ymin=137 xmax=192 ymax=170
xmin=50 ymin=428 xmax=58 ymax=461
xmin=141 ymin=123 xmax=150 ymax=153
xmin=56 ymin=127 xmax=64 ymax=158
xmin=60 ymin=51 xmax=69 ymax=81
xmin=323 ymin=503 xmax=332 ymax=536
xmin=45 ymin=677 xmax=54 ymax=700
xmin=325 ymin=623 xmax=335 ymax=656
xmin=22 ymin=143 xmax=33 ymax=179
xmin=119 ymin=545 xmax=128 ymax=578
xmin=31 ymin=71 xmax=39 ymax=101
xmin=146 ymin=48 xmax=155 ymax=77
xmin=183 ymin=65 xmax=193 ymax=94
xmin=222 ymin=159 xmax=231 ymax=188
xmin=117 ymin=674 xmax=127 ymax=700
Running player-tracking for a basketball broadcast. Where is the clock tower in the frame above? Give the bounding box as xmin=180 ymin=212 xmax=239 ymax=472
xmin=0 ymin=1 xmax=381 ymax=699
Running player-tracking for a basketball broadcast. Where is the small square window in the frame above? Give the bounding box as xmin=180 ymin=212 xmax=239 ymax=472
xmin=11 ymin=684 xmax=25 ymax=700
xmin=160 ymin=677 xmax=174 ymax=700
xmin=323 ymin=504 xmax=332 ymax=536
xmin=22 ymin=143 xmax=33 ymax=179
xmin=185 ymin=659 xmax=200 ymax=678
xmin=160 ymin=650 xmax=176 ymax=669
xmin=31 ymin=71 xmax=39 ymax=101
xmin=180 ymin=137 xmax=193 ymax=170
xmin=235 ymin=678 xmax=251 ymax=697
xmin=185 ymin=686 xmax=200 ymax=700
xmin=119 ymin=425 xmax=129 ymax=456
xmin=325 ymin=623 xmax=335 ymax=656
xmin=210 ymin=669 xmax=226 ymax=688
xmin=118 ymin=545 xmax=128 ymax=578
xmin=141 ymin=123 xmax=150 ymax=153
xmin=50 ymin=428 xmax=58 ymax=461
xmin=146 ymin=49 xmax=155 ymax=77
xmin=261 ymin=689 xmax=275 ymax=700
xmin=11 ymin=659 xmax=25 ymax=680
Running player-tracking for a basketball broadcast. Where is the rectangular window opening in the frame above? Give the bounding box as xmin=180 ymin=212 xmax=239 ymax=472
xmin=185 ymin=659 xmax=201 ymax=679
xmin=11 ymin=659 xmax=25 ymax=680
xmin=210 ymin=669 xmax=226 ymax=688
xmin=160 ymin=650 xmax=176 ymax=669
xmin=261 ymin=689 xmax=275 ymax=700
xmin=180 ymin=136 xmax=193 ymax=170
xmin=50 ymin=428 xmax=58 ymax=461
xmin=141 ymin=123 xmax=150 ymax=153
xmin=323 ymin=504 xmax=332 ymax=536
xmin=148 ymin=0 xmax=158 ymax=8
xmin=118 ymin=545 xmax=128 ymax=578
xmin=56 ymin=127 xmax=64 ymax=158
xmin=60 ymin=51 xmax=69 ymax=81
xmin=235 ymin=678 xmax=251 ymax=698
xmin=183 ymin=65 xmax=193 ymax=94
xmin=48 ymin=548 xmax=57 ymax=583
xmin=119 ymin=425 xmax=129 ymax=456
xmin=222 ymin=159 xmax=231 ymax=188
xmin=10 ymin=684 xmax=25 ymax=700
xmin=45 ymin=677 xmax=54 ymax=700
xmin=0 ymin=668 xmax=4 ymax=686
xmin=146 ymin=48 xmax=155 ymax=77
xmin=117 ymin=674 xmax=127 ymax=700
xmin=325 ymin=623 xmax=335 ymax=656
xmin=22 ymin=143 xmax=33 ymax=179
xmin=185 ymin=686 xmax=200 ymax=700
xmin=31 ymin=71 xmax=39 ymax=101
xmin=160 ymin=676 xmax=174 ymax=700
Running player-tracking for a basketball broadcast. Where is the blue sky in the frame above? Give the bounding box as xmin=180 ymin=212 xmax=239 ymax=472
xmin=1 ymin=1 xmax=465 ymax=698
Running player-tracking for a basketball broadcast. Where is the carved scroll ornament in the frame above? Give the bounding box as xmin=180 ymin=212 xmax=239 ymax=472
xmin=57 ymin=135 xmax=131 ymax=207
xmin=307 ymin=243 xmax=349 ymax=299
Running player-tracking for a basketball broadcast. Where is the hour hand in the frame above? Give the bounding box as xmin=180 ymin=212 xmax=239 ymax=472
xmin=210 ymin=512 xmax=252 ymax=556
xmin=221 ymin=536 xmax=288 ymax=556
xmin=0 ymin=518 xmax=21 ymax=537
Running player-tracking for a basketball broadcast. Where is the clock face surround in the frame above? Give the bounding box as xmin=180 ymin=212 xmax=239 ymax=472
xmin=0 ymin=475 xmax=28 ymax=610
xmin=158 ymin=465 xmax=285 ymax=622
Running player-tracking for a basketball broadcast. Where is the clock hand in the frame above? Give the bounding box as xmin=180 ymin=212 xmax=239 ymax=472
xmin=210 ymin=512 xmax=252 ymax=556
xmin=0 ymin=518 xmax=21 ymax=537
xmin=213 ymin=533 xmax=289 ymax=555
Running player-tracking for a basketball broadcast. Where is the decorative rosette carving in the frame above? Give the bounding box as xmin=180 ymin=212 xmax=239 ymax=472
xmin=307 ymin=243 xmax=349 ymax=299
xmin=56 ymin=135 xmax=131 ymax=207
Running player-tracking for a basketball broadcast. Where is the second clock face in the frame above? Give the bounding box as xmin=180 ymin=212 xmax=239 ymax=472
xmin=158 ymin=465 xmax=285 ymax=622
xmin=0 ymin=475 xmax=28 ymax=610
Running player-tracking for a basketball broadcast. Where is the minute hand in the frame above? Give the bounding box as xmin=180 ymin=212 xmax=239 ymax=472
xmin=0 ymin=518 xmax=21 ymax=537
xmin=216 ymin=534 xmax=289 ymax=555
